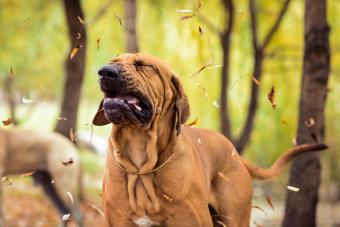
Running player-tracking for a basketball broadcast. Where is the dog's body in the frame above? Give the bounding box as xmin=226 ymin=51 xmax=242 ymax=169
xmin=0 ymin=127 xmax=83 ymax=226
xmin=93 ymin=53 xmax=326 ymax=227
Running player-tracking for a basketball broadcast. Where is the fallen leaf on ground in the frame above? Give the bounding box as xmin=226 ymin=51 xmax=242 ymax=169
xmin=287 ymin=185 xmax=300 ymax=192
xmin=2 ymin=118 xmax=12 ymax=126
xmin=267 ymin=86 xmax=276 ymax=109
xmin=20 ymin=171 xmax=36 ymax=178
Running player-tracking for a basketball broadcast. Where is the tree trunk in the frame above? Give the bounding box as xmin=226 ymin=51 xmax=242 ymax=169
xmin=282 ymin=0 xmax=330 ymax=226
xmin=124 ymin=0 xmax=139 ymax=53
xmin=55 ymin=0 xmax=87 ymax=138
xmin=4 ymin=75 xmax=18 ymax=125
xmin=219 ymin=0 xmax=234 ymax=139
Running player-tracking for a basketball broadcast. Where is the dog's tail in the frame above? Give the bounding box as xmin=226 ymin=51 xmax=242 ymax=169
xmin=242 ymin=143 xmax=328 ymax=180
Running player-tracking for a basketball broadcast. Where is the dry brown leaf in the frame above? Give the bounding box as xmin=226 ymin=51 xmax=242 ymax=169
xmin=2 ymin=118 xmax=12 ymax=126
xmin=252 ymin=205 xmax=267 ymax=216
xmin=191 ymin=59 xmax=212 ymax=77
xmin=180 ymin=14 xmax=196 ymax=21
xmin=70 ymin=45 xmax=82 ymax=59
xmin=88 ymin=203 xmax=104 ymax=216
xmin=267 ymin=86 xmax=276 ymax=109
xmin=115 ymin=13 xmax=123 ymax=25
xmin=61 ymin=158 xmax=74 ymax=166
xmin=96 ymin=38 xmax=101 ymax=50
xmin=77 ymin=16 xmax=85 ymax=24
xmin=265 ymin=196 xmax=274 ymax=211
xmin=67 ymin=192 xmax=74 ymax=205
xmin=216 ymin=220 xmax=227 ymax=227
xmin=304 ymin=117 xmax=315 ymax=127
xmin=162 ymin=193 xmax=173 ymax=202
xmin=287 ymin=185 xmax=300 ymax=192
xmin=186 ymin=118 xmax=199 ymax=127
xmin=76 ymin=33 xmax=81 ymax=39
xmin=1 ymin=177 xmax=12 ymax=185
xmin=20 ymin=171 xmax=36 ymax=178
xmin=252 ymin=76 xmax=261 ymax=86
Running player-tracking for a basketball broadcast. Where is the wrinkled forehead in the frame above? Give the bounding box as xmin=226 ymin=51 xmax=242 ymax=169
xmin=109 ymin=53 xmax=174 ymax=80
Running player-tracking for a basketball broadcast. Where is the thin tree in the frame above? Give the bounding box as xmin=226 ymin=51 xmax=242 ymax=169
xmin=124 ymin=0 xmax=139 ymax=53
xmin=55 ymin=0 xmax=87 ymax=138
xmin=201 ymin=0 xmax=291 ymax=153
xmin=282 ymin=0 xmax=330 ymax=226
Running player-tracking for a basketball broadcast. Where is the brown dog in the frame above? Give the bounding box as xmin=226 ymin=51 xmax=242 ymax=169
xmin=93 ymin=53 xmax=326 ymax=227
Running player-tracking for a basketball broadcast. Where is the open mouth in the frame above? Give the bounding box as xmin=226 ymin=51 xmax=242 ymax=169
xmin=103 ymin=91 xmax=153 ymax=125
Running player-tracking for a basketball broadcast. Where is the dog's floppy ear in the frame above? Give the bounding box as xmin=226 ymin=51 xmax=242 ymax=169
xmin=171 ymin=76 xmax=190 ymax=135
xmin=92 ymin=100 xmax=110 ymax=126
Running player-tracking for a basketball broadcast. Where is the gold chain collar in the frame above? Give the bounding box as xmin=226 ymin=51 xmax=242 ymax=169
xmin=108 ymin=140 xmax=177 ymax=175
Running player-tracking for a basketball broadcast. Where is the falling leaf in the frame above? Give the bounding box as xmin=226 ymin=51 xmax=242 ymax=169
xmin=70 ymin=45 xmax=82 ymax=59
xmin=252 ymin=76 xmax=261 ymax=86
xmin=197 ymin=137 xmax=202 ymax=144
xmin=57 ymin=116 xmax=67 ymax=121
xmin=61 ymin=158 xmax=74 ymax=166
xmin=199 ymin=26 xmax=204 ymax=36
xmin=67 ymin=192 xmax=74 ymax=205
xmin=213 ymin=100 xmax=220 ymax=108
xmin=1 ymin=177 xmax=12 ymax=185
xmin=265 ymin=196 xmax=274 ymax=211
xmin=96 ymin=38 xmax=101 ymax=50
xmin=304 ymin=118 xmax=315 ymax=127
xmin=88 ymin=203 xmax=104 ymax=216
xmin=2 ymin=118 xmax=12 ymax=126
xmin=253 ymin=221 xmax=264 ymax=227
xmin=115 ymin=13 xmax=123 ymax=25
xmin=180 ymin=14 xmax=196 ymax=21
xmin=176 ymin=9 xmax=194 ymax=13
xmin=267 ymin=86 xmax=276 ymax=109
xmin=20 ymin=171 xmax=36 ymax=178
xmin=191 ymin=59 xmax=213 ymax=77
xmin=195 ymin=83 xmax=209 ymax=97
xmin=287 ymin=185 xmax=300 ymax=192
xmin=10 ymin=67 xmax=14 ymax=76
xmin=216 ymin=220 xmax=227 ymax=227
xmin=252 ymin=205 xmax=267 ymax=216
xmin=186 ymin=118 xmax=199 ymax=127
xmin=69 ymin=128 xmax=76 ymax=142
xmin=77 ymin=16 xmax=84 ymax=24
xmin=62 ymin=213 xmax=71 ymax=221
xmin=311 ymin=132 xmax=318 ymax=142
xmin=22 ymin=97 xmax=34 ymax=104
xmin=162 ymin=193 xmax=173 ymax=202
xmin=76 ymin=33 xmax=81 ymax=39
xmin=218 ymin=172 xmax=231 ymax=183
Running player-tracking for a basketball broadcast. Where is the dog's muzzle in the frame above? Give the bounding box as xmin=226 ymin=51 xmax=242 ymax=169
xmin=97 ymin=64 xmax=153 ymax=126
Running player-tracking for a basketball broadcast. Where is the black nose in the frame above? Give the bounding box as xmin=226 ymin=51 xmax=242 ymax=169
xmin=98 ymin=64 xmax=120 ymax=78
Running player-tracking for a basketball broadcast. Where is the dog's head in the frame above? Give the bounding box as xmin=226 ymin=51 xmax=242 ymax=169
xmin=92 ymin=53 xmax=190 ymax=134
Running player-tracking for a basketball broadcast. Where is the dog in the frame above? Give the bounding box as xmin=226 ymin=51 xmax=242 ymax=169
xmin=92 ymin=53 xmax=327 ymax=227
xmin=0 ymin=127 xmax=83 ymax=227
